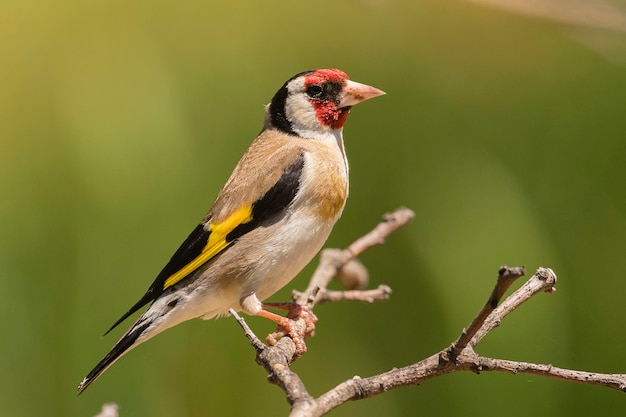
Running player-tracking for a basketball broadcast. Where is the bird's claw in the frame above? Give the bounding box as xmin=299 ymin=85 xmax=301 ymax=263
xmin=263 ymin=303 xmax=318 ymax=356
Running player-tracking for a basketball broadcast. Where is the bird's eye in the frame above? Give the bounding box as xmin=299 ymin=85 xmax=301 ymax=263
xmin=306 ymin=84 xmax=324 ymax=98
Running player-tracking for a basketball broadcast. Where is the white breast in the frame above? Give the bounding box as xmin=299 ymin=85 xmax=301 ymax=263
xmin=152 ymin=136 xmax=348 ymax=328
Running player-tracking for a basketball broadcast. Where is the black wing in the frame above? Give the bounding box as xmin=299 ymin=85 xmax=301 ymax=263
xmin=104 ymin=153 xmax=305 ymax=334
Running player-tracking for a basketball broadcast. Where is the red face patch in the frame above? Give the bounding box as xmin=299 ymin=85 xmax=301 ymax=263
xmin=305 ymin=69 xmax=350 ymax=129
xmin=310 ymin=100 xmax=351 ymax=129
xmin=304 ymin=68 xmax=349 ymax=87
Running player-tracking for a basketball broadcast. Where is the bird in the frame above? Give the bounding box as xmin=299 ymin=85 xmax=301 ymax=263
xmin=77 ymin=68 xmax=385 ymax=394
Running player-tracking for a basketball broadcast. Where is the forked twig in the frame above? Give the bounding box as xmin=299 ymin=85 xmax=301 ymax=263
xmin=228 ymin=208 xmax=625 ymax=417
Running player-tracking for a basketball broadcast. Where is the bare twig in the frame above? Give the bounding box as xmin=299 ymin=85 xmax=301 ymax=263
xmin=447 ymin=265 xmax=526 ymax=360
xmin=230 ymin=209 xmax=413 ymax=411
xmin=257 ymin=336 xmax=315 ymax=409
xmin=294 ymin=285 xmax=392 ymax=305
xmin=469 ymin=267 xmax=557 ymax=347
xmin=295 ymin=207 xmax=415 ymax=306
xmin=229 ymin=309 xmax=265 ymax=353
xmin=469 ymin=354 xmax=626 ymax=392
xmin=229 ymin=208 xmax=624 ymax=417
xmin=305 ymin=266 xmax=624 ymax=416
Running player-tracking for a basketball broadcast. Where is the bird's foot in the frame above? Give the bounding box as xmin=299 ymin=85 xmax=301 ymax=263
xmin=257 ymin=303 xmax=318 ymax=356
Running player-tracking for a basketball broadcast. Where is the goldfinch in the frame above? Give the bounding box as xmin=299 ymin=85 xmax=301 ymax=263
xmin=77 ymin=68 xmax=384 ymax=394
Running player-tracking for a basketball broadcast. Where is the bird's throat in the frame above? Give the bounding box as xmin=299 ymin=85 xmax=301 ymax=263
xmin=312 ymin=101 xmax=351 ymax=129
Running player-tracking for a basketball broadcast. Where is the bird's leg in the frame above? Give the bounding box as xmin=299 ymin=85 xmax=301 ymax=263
xmin=257 ymin=303 xmax=318 ymax=356
xmin=263 ymin=302 xmax=318 ymax=333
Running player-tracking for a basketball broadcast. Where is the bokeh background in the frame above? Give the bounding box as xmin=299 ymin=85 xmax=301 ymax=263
xmin=2 ymin=0 xmax=626 ymax=416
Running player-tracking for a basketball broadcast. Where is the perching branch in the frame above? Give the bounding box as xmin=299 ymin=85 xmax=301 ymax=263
xmin=95 ymin=208 xmax=625 ymax=416
xmin=447 ymin=265 xmax=526 ymax=359
xmin=229 ymin=207 xmax=626 ymax=417
xmin=293 ymin=207 xmax=415 ymax=306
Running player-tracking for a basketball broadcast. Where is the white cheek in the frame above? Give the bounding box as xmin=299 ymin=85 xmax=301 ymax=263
xmin=285 ymin=94 xmax=320 ymax=132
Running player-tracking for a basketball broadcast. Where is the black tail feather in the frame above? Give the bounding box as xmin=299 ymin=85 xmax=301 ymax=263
xmin=103 ymin=294 xmax=154 ymax=336
xmin=78 ymin=321 xmax=150 ymax=394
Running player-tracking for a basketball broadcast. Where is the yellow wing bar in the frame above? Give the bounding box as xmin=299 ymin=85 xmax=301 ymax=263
xmin=163 ymin=205 xmax=253 ymax=290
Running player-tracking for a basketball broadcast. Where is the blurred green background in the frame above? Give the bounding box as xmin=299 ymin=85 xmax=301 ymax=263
xmin=2 ymin=0 xmax=626 ymax=415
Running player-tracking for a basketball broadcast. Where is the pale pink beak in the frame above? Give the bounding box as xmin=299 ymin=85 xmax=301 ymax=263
xmin=338 ymin=79 xmax=386 ymax=108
